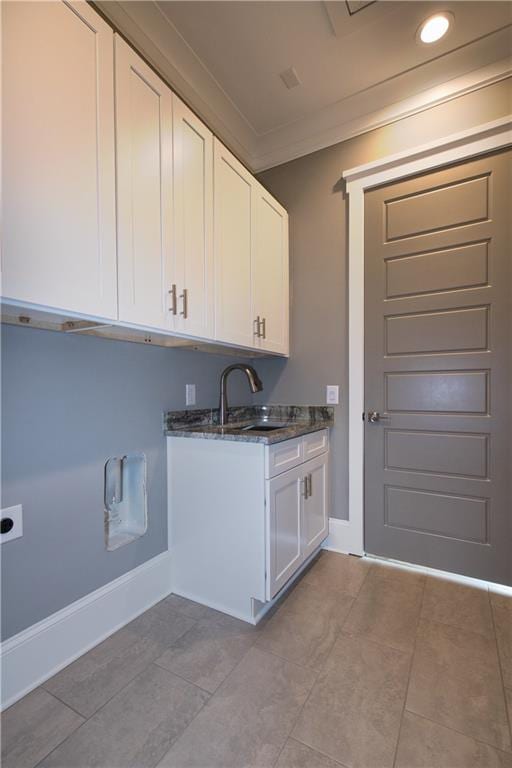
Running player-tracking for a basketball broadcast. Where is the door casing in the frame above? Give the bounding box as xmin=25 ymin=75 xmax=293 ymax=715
xmin=340 ymin=116 xmax=512 ymax=560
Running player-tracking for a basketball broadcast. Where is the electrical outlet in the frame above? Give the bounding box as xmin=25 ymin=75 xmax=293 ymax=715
xmin=0 ymin=505 xmax=23 ymax=544
xmin=185 ymin=384 xmax=196 ymax=406
xmin=326 ymin=385 xmax=339 ymax=405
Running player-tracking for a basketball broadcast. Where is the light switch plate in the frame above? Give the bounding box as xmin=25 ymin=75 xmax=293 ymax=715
xmin=1 ymin=504 xmax=23 ymax=544
xmin=326 ymin=385 xmax=339 ymax=405
xmin=185 ymin=384 xmax=196 ymax=406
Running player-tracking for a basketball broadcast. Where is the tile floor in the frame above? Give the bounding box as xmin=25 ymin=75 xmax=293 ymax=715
xmin=2 ymin=552 xmax=512 ymax=768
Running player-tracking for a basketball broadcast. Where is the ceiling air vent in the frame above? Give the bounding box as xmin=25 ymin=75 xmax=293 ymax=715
xmin=279 ymin=66 xmax=302 ymax=90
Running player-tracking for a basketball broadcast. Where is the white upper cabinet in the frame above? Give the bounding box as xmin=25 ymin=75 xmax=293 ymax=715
xmin=213 ymin=139 xmax=289 ymax=355
xmin=115 ymin=35 xmax=173 ymax=330
xmin=213 ymin=139 xmax=256 ymax=348
xmin=1 ymin=0 xmax=117 ymax=319
xmin=253 ymin=185 xmax=289 ymax=355
xmin=173 ymin=97 xmax=214 ymax=339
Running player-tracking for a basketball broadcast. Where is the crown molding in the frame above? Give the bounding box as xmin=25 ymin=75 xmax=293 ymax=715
xmin=94 ymin=1 xmax=512 ymax=173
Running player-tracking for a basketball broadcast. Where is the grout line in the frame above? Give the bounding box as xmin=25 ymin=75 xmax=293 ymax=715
xmin=37 ymin=688 xmax=88 ymax=722
xmin=489 ymin=588 xmax=512 ymax=751
xmin=402 ymin=709 xmax=512 ymax=758
xmin=391 ymin=570 xmax=426 ymax=768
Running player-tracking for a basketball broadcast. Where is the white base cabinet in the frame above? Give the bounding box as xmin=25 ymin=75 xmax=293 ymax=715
xmin=167 ymin=430 xmax=329 ymax=623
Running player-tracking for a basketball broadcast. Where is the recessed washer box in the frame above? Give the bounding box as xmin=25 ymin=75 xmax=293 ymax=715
xmin=0 ymin=505 xmax=23 ymax=544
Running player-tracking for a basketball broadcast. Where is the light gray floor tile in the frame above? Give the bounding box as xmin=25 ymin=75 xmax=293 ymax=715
xmin=492 ymin=595 xmax=512 ymax=689
xmin=155 ymin=613 xmax=257 ymax=693
xmin=342 ymin=564 xmax=424 ymax=653
xmin=163 ymin=594 xmax=224 ymax=621
xmin=292 ymin=632 xmax=410 ymax=768
xmin=301 ymin=552 xmax=371 ymax=597
xmin=44 ymin=627 xmax=163 ymax=717
xmin=0 ymin=688 xmax=84 ymax=768
xmin=126 ymin=600 xmax=196 ymax=647
xmin=40 ymin=664 xmax=209 ymax=768
xmin=395 ymin=712 xmax=512 ymax=768
xmin=157 ymin=646 xmax=316 ymax=768
xmin=407 ymin=619 xmax=511 ymax=751
xmin=255 ymin=581 xmax=353 ymax=669
xmin=275 ymin=739 xmax=346 ymax=768
xmin=421 ymin=576 xmax=494 ymax=637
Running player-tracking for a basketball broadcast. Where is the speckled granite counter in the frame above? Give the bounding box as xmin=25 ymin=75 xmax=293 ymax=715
xmin=164 ymin=405 xmax=334 ymax=444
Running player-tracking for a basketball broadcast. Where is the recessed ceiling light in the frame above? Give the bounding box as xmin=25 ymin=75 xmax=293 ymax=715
xmin=418 ymin=12 xmax=452 ymax=44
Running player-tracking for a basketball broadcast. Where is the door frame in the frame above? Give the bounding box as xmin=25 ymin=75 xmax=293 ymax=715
xmin=337 ymin=115 xmax=512 ymax=557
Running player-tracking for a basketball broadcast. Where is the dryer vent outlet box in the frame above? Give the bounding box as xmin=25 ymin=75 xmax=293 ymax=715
xmin=104 ymin=454 xmax=147 ymax=551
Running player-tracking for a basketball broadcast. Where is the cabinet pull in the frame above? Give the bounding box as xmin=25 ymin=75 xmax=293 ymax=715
xmin=168 ymin=284 xmax=177 ymax=315
xmin=179 ymin=288 xmax=188 ymax=319
xmin=302 ymin=476 xmax=308 ymax=499
xmin=254 ymin=316 xmax=261 ymax=337
xmin=307 ymin=473 xmax=313 ymax=498
xmin=261 ymin=317 xmax=266 ymax=340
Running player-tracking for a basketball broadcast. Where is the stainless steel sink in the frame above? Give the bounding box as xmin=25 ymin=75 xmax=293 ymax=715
xmin=237 ymin=423 xmax=289 ymax=432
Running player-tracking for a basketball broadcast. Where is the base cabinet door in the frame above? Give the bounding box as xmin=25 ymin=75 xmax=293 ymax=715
xmin=2 ymin=0 xmax=117 ymax=319
xmin=302 ymin=454 xmax=329 ymax=559
xmin=253 ymin=185 xmax=289 ymax=355
xmin=266 ymin=465 xmax=304 ymax=599
xmin=173 ymin=96 xmax=214 ymax=339
xmin=115 ymin=35 xmax=173 ymax=330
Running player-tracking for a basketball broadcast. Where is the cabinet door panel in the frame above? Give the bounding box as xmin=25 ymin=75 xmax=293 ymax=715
xmin=2 ymin=0 xmax=117 ymax=318
xmin=115 ymin=35 xmax=173 ymax=329
xmin=266 ymin=465 xmax=303 ymax=599
xmin=253 ymin=186 xmax=289 ymax=355
xmin=173 ymin=97 xmax=214 ymax=339
xmin=213 ymin=140 xmax=255 ymax=348
xmin=302 ymin=454 xmax=329 ymax=559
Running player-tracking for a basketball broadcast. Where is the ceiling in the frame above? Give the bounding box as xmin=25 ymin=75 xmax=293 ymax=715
xmin=99 ymin=1 xmax=512 ymax=169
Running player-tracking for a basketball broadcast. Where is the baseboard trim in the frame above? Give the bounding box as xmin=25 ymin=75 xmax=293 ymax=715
xmin=0 ymin=551 xmax=172 ymax=711
xmin=323 ymin=517 xmax=364 ymax=557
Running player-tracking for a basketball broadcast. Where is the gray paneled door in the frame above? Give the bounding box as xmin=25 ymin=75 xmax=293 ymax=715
xmin=364 ymin=149 xmax=511 ymax=586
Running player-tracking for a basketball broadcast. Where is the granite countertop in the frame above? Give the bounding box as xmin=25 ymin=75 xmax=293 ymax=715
xmin=164 ymin=405 xmax=334 ymax=445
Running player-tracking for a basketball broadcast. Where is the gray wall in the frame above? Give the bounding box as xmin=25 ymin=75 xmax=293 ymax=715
xmin=256 ymin=78 xmax=512 ymax=521
xmin=1 ymin=324 xmax=250 ymax=640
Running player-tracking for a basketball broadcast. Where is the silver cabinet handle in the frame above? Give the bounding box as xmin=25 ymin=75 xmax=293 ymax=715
xmin=254 ymin=316 xmax=261 ymax=337
xmin=367 ymin=411 xmax=390 ymax=423
xmin=307 ymin=473 xmax=313 ymax=497
xmin=179 ymin=288 xmax=188 ymax=319
xmin=169 ymin=284 xmax=177 ymax=315
xmin=260 ymin=317 xmax=266 ymax=340
xmin=301 ymin=476 xmax=308 ymax=499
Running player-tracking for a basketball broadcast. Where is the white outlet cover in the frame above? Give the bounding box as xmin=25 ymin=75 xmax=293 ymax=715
xmin=185 ymin=384 xmax=196 ymax=406
xmin=326 ymin=385 xmax=339 ymax=405
xmin=1 ymin=504 xmax=23 ymax=544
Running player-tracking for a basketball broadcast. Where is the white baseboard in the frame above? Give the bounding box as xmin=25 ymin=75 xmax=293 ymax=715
xmin=0 ymin=551 xmax=172 ymax=711
xmin=323 ymin=517 xmax=364 ymax=557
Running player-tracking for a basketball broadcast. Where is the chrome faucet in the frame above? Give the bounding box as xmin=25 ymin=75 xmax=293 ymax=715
xmin=219 ymin=364 xmax=263 ymax=426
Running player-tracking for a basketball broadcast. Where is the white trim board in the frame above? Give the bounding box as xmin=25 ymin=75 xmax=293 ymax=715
xmin=343 ymin=115 xmax=512 ymax=560
xmin=0 ymin=551 xmax=172 ymax=711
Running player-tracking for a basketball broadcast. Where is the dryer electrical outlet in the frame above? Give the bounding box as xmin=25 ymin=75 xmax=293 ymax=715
xmin=0 ymin=505 xmax=23 ymax=544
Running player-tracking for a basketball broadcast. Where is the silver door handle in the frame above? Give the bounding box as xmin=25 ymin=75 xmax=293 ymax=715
xmin=179 ymin=288 xmax=188 ymax=319
xmin=367 ymin=411 xmax=390 ymax=423
xmin=301 ymin=476 xmax=308 ymax=499
xmin=254 ymin=316 xmax=261 ymax=337
xmin=307 ymin=473 xmax=312 ymax=497
xmin=169 ymin=284 xmax=177 ymax=315
xmin=260 ymin=317 xmax=266 ymax=340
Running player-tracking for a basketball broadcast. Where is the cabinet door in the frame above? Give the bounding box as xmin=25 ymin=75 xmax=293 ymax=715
xmin=253 ymin=185 xmax=289 ymax=355
xmin=173 ymin=97 xmax=214 ymax=339
xmin=266 ymin=464 xmax=304 ymax=599
xmin=115 ymin=35 xmax=173 ymax=330
xmin=302 ymin=454 xmax=329 ymax=559
xmin=213 ymin=139 xmax=256 ymax=348
xmin=2 ymin=0 xmax=117 ymax=319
